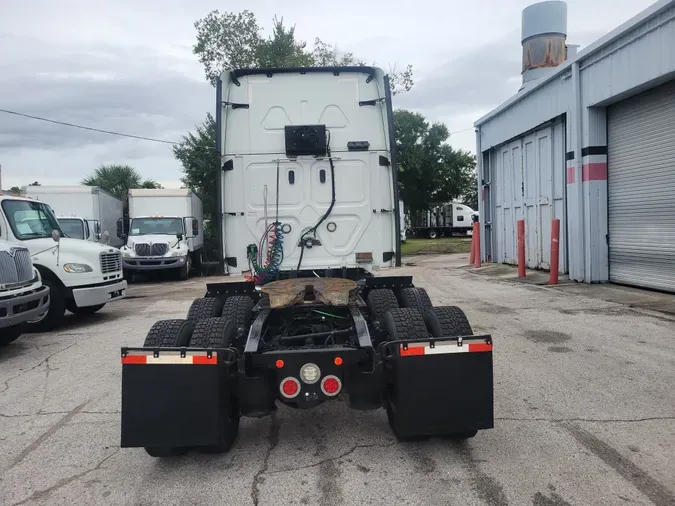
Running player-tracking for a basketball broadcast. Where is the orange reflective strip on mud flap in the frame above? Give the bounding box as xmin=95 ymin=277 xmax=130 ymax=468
xmin=121 ymin=353 xmax=218 ymax=365
xmin=399 ymin=342 xmax=492 ymax=356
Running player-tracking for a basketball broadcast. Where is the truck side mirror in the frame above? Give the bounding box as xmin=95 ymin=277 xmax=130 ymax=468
xmin=116 ymin=219 xmax=124 ymax=238
xmin=177 ymin=233 xmax=184 ymax=240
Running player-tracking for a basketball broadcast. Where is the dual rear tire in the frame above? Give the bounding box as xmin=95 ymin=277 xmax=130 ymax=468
xmin=367 ymin=287 xmax=477 ymax=441
xmin=142 ymin=296 xmax=254 ymax=458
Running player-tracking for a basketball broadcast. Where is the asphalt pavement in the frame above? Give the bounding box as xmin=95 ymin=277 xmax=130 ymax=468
xmin=1 ymin=255 xmax=674 ymax=506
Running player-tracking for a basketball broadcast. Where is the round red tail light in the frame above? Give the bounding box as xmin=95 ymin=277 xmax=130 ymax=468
xmin=321 ymin=375 xmax=342 ymax=397
xmin=280 ymin=377 xmax=300 ymax=399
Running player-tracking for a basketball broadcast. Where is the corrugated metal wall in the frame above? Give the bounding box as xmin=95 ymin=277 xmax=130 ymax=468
xmin=490 ymin=119 xmax=567 ymax=272
xmin=608 ymin=79 xmax=675 ymax=292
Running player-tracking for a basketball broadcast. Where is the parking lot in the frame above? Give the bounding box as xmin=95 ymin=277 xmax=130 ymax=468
xmin=1 ymin=254 xmax=674 ymax=506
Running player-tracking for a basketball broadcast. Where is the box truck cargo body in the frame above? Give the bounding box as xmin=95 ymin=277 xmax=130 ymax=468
xmin=23 ymin=186 xmax=124 ymax=247
xmin=122 ymin=189 xmax=203 ymax=280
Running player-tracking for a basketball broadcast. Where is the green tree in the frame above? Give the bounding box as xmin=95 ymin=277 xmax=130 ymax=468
xmin=462 ymin=173 xmax=479 ymax=211
xmin=394 ymin=109 xmax=475 ymax=212
xmin=172 ymin=114 xmax=219 ymax=249
xmin=192 ymin=10 xmax=413 ymax=94
xmin=9 ymin=186 xmax=21 ymax=194
xmin=82 ymin=164 xmax=162 ymax=215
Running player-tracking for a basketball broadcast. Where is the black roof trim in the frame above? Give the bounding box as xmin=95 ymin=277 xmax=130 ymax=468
xmin=230 ymin=66 xmax=378 ymax=80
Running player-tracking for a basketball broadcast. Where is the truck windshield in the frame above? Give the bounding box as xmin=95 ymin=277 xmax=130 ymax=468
xmin=59 ymin=218 xmax=85 ymax=240
xmin=1 ymin=199 xmax=64 ymax=241
xmin=129 ymin=218 xmax=183 ymax=236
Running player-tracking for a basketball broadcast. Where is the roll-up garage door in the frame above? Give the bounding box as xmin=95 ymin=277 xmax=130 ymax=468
xmin=608 ymin=80 xmax=675 ymax=292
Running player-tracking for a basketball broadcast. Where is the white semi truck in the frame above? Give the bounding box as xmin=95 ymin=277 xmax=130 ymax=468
xmin=23 ymin=185 xmax=124 ymax=247
xmin=120 ymin=189 xmax=203 ymax=281
xmin=0 ymin=192 xmax=126 ymax=331
xmin=407 ymin=201 xmax=477 ymax=239
xmin=0 ymin=239 xmax=50 ymax=345
xmin=120 ymin=67 xmax=494 ymax=458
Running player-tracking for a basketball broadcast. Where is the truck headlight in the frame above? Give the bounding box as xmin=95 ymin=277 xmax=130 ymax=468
xmin=170 ymin=250 xmax=185 ymax=257
xmin=122 ymin=250 xmax=132 ymax=258
xmin=63 ymin=263 xmax=93 ymax=273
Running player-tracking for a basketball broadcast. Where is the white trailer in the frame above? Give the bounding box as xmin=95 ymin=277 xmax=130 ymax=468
xmin=23 ymin=185 xmax=124 ymax=247
xmin=121 ymin=189 xmax=203 ymax=280
xmin=408 ymin=201 xmax=476 ymax=239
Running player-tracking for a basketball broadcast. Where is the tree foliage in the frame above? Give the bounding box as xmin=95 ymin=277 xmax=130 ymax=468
xmin=394 ymin=109 xmax=476 ymax=212
xmin=192 ymin=10 xmax=413 ymax=95
xmin=82 ymin=164 xmax=162 ymax=215
xmin=172 ymin=114 xmax=219 ymax=247
xmin=9 ymin=186 xmax=21 ymax=194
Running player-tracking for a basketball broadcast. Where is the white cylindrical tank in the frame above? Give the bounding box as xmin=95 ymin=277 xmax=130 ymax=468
xmin=521 ymin=1 xmax=568 ymax=84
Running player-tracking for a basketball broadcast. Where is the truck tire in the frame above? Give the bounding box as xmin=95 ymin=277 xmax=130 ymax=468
xmin=366 ymin=289 xmax=399 ymax=323
xmin=382 ymin=308 xmax=429 ymax=341
xmin=221 ymin=296 xmax=254 ymax=347
xmin=142 ymin=319 xmax=195 ymax=458
xmin=0 ymin=326 xmax=23 ymax=346
xmin=186 ymin=297 xmax=225 ymax=321
xmin=142 ymin=319 xmax=194 ymax=348
xmin=123 ymin=270 xmax=133 ymax=283
xmin=423 ymin=306 xmax=473 ymax=337
xmin=428 ymin=229 xmax=438 ymax=239
xmin=398 ymin=287 xmax=433 ymax=314
xmin=179 ymin=261 xmax=189 ymax=281
xmin=27 ymin=279 xmax=65 ymax=332
xmin=190 ymin=317 xmax=240 ymax=454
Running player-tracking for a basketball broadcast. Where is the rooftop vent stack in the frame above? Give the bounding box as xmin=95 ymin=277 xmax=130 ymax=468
xmin=521 ymin=1 xmax=568 ymax=88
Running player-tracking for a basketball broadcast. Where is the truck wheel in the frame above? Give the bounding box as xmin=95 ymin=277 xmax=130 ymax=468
xmin=123 ymin=270 xmax=133 ymax=283
xmin=142 ymin=319 xmax=194 ymax=348
xmin=382 ymin=308 xmax=429 ymax=341
xmin=0 ymin=326 xmax=23 ymax=346
xmin=398 ymin=287 xmax=433 ymax=314
xmin=178 ymin=256 xmax=192 ymax=281
xmin=190 ymin=317 xmax=240 ymax=454
xmin=27 ymin=279 xmax=65 ymax=332
xmin=366 ymin=289 xmax=399 ymax=324
xmin=186 ymin=297 xmax=225 ymax=321
xmin=423 ymin=306 xmax=473 ymax=337
xmin=429 ymin=229 xmax=438 ymax=239
xmin=142 ymin=319 xmax=195 ymax=458
xmin=221 ymin=296 xmax=254 ymax=347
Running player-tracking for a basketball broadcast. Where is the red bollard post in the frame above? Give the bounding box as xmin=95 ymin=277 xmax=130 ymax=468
xmin=469 ymin=228 xmax=476 ymax=265
xmin=517 ymin=219 xmax=526 ymax=277
xmin=473 ymin=222 xmax=481 ymax=268
xmin=550 ymin=218 xmax=561 ymax=285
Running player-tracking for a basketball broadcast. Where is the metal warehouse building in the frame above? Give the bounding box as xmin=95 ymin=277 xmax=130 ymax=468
xmin=474 ymin=0 xmax=675 ymax=292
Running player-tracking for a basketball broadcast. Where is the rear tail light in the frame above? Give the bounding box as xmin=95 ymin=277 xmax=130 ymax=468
xmin=280 ymin=377 xmax=301 ymax=399
xmin=321 ymin=375 xmax=342 ymax=397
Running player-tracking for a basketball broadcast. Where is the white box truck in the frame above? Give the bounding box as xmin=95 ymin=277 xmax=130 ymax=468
xmin=23 ymin=185 xmax=124 ymax=247
xmin=0 ymin=240 xmax=50 ymax=345
xmin=121 ymin=189 xmax=203 ymax=281
xmin=0 ymin=192 xmax=126 ymax=331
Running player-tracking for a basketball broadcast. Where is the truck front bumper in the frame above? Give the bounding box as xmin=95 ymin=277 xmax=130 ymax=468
xmin=0 ymin=285 xmax=50 ymax=329
xmin=72 ymin=280 xmax=127 ymax=307
xmin=123 ymin=256 xmax=187 ymax=271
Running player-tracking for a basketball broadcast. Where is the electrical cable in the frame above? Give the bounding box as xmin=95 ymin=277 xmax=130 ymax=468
xmin=296 ymin=131 xmax=336 ymax=272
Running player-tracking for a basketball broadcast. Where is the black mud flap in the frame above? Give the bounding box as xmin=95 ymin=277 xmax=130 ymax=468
xmin=380 ymin=335 xmax=493 ymax=437
xmin=120 ymin=347 xmax=237 ymax=448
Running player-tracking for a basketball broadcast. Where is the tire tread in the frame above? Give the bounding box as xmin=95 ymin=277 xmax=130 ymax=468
xmin=187 ymin=297 xmax=225 ymax=321
xmin=424 ymin=306 xmax=473 ymax=337
xmin=367 ymin=289 xmax=399 ymax=322
xmin=143 ymin=319 xmax=194 ymax=347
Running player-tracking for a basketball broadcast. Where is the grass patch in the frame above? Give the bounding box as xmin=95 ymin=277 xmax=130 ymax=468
xmin=401 ymin=237 xmax=472 ymax=256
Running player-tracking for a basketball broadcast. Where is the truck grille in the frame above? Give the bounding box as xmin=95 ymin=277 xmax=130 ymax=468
xmin=0 ymin=247 xmax=33 ymax=286
xmin=100 ymin=252 xmax=122 ymax=274
xmin=151 ymin=243 xmax=168 ymax=256
xmin=134 ymin=243 xmax=151 ymax=257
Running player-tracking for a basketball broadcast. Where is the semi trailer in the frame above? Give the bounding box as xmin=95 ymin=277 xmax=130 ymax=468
xmin=120 ymin=66 xmax=494 ymax=457
xmin=407 ymin=202 xmax=477 ymax=239
xmin=23 ymin=185 xmax=124 ymax=247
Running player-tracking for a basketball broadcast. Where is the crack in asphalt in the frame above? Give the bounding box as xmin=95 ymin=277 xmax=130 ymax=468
xmin=9 ymin=400 xmax=89 ymax=469
xmin=9 ymin=448 xmax=120 ymax=506
xmin=266 ymin=441 xmax=397 ymax=475
xmin=0 ymin=341 xmax=78 ymax=394
xmin=250 ymin=413 xmax=281 ymax=506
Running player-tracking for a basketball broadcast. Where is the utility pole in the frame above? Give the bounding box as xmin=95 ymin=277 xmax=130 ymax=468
xmin=0 ymin=163 xmax=3 ymax=190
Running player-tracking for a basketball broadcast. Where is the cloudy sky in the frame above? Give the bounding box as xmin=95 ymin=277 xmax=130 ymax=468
xmin=0 ymin=0 xmax=657 ymax=189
